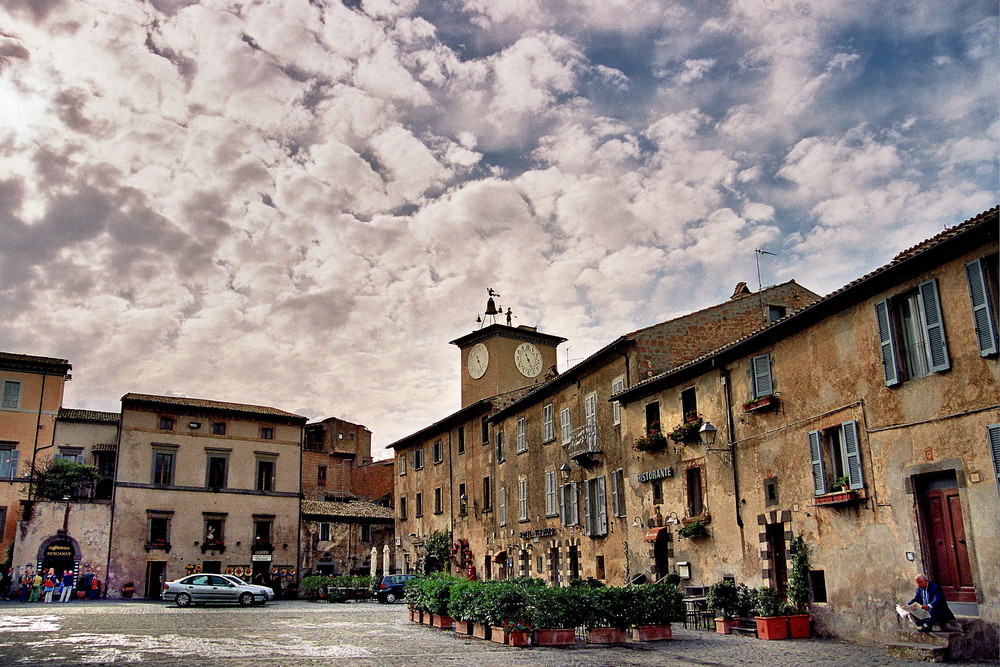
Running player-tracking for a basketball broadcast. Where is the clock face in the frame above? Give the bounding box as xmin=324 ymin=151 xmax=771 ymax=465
xmin=468 ymin=343 xmax=489 ymax=379
xmin=514 ymin=342 xmax=543 ymax=378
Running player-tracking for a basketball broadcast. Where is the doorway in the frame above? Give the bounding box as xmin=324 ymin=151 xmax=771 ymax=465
xmin=202 ymin=560 xmax=221 ymax=574
xmin=41 ymin=540 xmax=76 ymax=583
xmin=765 ymin=523 xmax=788 ymax=597
xmin=568 ymin=545 xmax=580 ymax=581
xmin=918 ymin=473 xmax=976 ymax=602
xmin=145 ymin=562 xmax=166 ymax=598
xmin=654 ymin=530 xmax=670 ymax=580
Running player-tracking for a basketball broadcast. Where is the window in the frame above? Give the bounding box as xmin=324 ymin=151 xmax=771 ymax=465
xmin=457 ymin=426 xmax=465 ymax=454
xmin=459 ymin=483 xmax=467 ymax=515
xmin=0 ymin=448 xmax=20 ymax=480
xmin=499 ymin=487 xmax=507 ymax=526
xmin=2 ymin=381 xmax=21 ymax=408
xmin=612 ymin=378 xmax=625 ymax=425
xmin=810 ymin=570 xmax=828 ymax=603
xmin=764 ymin=477 xmax=779 ymax=507
xmin=204 ymin=515 xmax=225 ymax=546
xmin=206 ymin=454 xmax=228 ymax=488
xmin=153 ymin=450 xmax=174 ymax=485
xmin=686 ymin=466 xmax=704 ymax=516
xmin=542 ymin=404 xmax=554 ymax=441
xmin=481 ymin=416 xmax=489 ymax=444
xmin=496 ymin=430 xmax=505 ymax=463
xmin=582 ymin=476 xmax=607 ymax=537
xmin=681 ymin=387 xmax=697 ymax=419
xmin=412 ymin=448 xmax=424 ymax=470
xmin=432 ymin=440 xmax=443 ymax=464
xmin=516 ymin=417 xmax=526 ymax=453
xmin=545 ymin=471 xmax=557 ymax=516
xmin=147 ymin=514 xmax=170 ymax=546
xmin=260 ymin=427 xmax=274 ymax=440
xmin=434 ymin=487 xmax=442 ymax=514
xmin=482 ymin=476 xmax=492 ymax=510
xmin=399 ymin=454 xmax=407 ymax=475
xmin=317 ymin=465 xmax=327 ymax=486
xmin=768 ymin=305 xmax=787 ymax=322
xmin=256 ymin=459 xmax=275 ymax=491
xmin=644 ymin=401 xmax=660 ymax=433
xmin=560 ymin=408 xmax=571 ymax=444
xmin=875 ymin=279 xmax=950 ymax=386
xmin=212 ymin=422 xmax=226 ymax=435
xmin=56 ymin=447 xmax=83 ymax=463
xmin=399 ymin=496 xmax=407 ymax=520
xmin=559 ymin=482 xmax=578 ymax=526
xmin=989 ymin=425 xmax=1000 ymax=493
xmin=610 ymin=469 xmax=626 ymax=517
xmin=966 ymin=256 xmax=998 ymax=356
xmin=518 ymin=479 xmax=528 ymax=521
xmin=319 ymin=522 xmax=331 ymax=541
xmin=595 ymin=555 xmax=606 ymax=580
xmin=750 ymin=353 xmax=773 ymax=398
xmin=807 ymin=420 xmax=864 ymax=495
xmin=360 ymin=524 xmax=371 ymax=542
xmin=158 ymin=416 xmax=174 ymax=431
xmin=415 ymin=493 xmax=423 ymax=517
xmin=253 ymin=517 xmax=272 ymax=546
xmin=651 ymin=479 xmax=663 ymax=504
xmin=584 ymin=393 xmax=597 ymax=449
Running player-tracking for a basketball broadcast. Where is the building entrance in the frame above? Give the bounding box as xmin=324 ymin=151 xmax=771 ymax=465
xmin=41 ymin=540 xmax=76 ymax=582
xmin=918 ymin=473 xmax=976 ymax=602
xmin=144 ymin=562 xmax=166 ymax=598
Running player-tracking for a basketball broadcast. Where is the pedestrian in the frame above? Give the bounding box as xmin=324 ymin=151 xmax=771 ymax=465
xmin=30 ymin=570 xmax=42 ymax=602
xmin=43 ymin=568 xmax=56 ymax=603
xmin=59 ymin=570 xmax=74 ymax=603
xmin=81 ymin=570 xmax=94 ymax=600
xmin=907 ymin=573 xmax=955 ymax=633
xmin=90 ymin=573 xmax=99 ymax=599
xmin=20 ymin=569 xmax=32 ymax=602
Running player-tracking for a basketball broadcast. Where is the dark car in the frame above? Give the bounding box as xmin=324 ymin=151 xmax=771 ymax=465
xmin=375 ymin=574 xmax=417 ymax=604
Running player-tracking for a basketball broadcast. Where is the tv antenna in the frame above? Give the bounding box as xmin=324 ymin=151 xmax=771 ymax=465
xmin=755 ymin=249 xmax=777 ymax=324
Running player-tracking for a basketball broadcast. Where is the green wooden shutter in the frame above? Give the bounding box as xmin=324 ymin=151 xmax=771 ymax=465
xmin=582 ymin=480 xmax=592 ymax=536
xmin=874 ymin=299 xmax=900 ymax=386
xmin=751 ymin=353 xmax=773 ymax=398
xmin=808 ymin=430 xmax=826 ymax=495
xmin=595 ymin=476 xmax=608 ymax=537
xmin=918 ymin=279 xmax=950 ymax=372
xmin=610 ymin=470 xmax=621 ymax=517
xmin=988 ymin=424 xmax=1000 ymax=493
xmin=966 ymin=259 xmax=998 ymax=356
xmin=841 ymin=420 xmax=864 ymax=490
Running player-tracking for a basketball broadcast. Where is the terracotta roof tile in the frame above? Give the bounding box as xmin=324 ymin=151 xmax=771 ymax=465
xmin=121 ymin=393 xmax=306 ymax=421
xmin=301 ymin=499 xmax=394 ymax=520
xmin=58 ymin=408 xmax=120 ymax=423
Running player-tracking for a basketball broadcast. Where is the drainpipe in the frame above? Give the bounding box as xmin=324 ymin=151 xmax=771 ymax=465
xmin=104 ymin=401 xmax=124 ymax=599
xmin=721 ymin=369 xmax=743 ymax=530
xmin=27 ymin=373 xmax=48 ymax=501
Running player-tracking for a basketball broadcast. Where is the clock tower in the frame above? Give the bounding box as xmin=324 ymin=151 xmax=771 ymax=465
xmin=450 ymin=297 xmax=565 ymax=408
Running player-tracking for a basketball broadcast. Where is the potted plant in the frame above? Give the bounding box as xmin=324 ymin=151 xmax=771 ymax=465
xmin=707 ymin=580 xmax=741 ymax=634
xmin=834 ymin=475 xmax=850 ymax=492
xmin=633 ymin=422 xmax=667 ymax=452
xmin=678 ymin=519 xmax=708 ymax=539
xmin=502 ymin=619 xmax=533 ymax=647
xmin=632 ymin=581 xmax=683 ymax=641
xmin=735 ymin=583 xmax=758 ymax=621
xmin=754 ymin=587 xmax=788 ymax=640
xmin=785 ymin=537 xmax=813 ymax=638
xmin=403 ymin=576 xmax=425 ymax=623
xmin=667 ymin=413 xmax=703 ymax=444
xmin=525 ymin=586 xmax=580 ymax=646
xmin=583 ymin=586 xmax=630 ymax=644
xmin=447 ymin=579 xmax=477 ymax=635
xmin=120 ymin=582 xmax=134 ymax=599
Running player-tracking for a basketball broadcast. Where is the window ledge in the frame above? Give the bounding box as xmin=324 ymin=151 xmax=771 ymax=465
xmin=144 ymin=542 xmax=171 ymax=553
xmin=743 ymin=394 xmax=779 ymax=413
xmin=814 ymin=488 xmax=866 ymax=506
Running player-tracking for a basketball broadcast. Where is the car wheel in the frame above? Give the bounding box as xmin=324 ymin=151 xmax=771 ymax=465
xmin=385 ymin=592 xmax=397 ymax=604
xmin=239 ymin=592 xmax=254 ymax=607
xmin=175 ymin=593 xmax=192 ymax=608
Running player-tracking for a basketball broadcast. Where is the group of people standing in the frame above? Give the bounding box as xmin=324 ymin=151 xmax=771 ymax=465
xmin=2 ymin=567 xmax=100 ymax=602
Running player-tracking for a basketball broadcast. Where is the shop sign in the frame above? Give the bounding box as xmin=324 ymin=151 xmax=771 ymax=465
xmin=44 ymin=543 xmax=73 ymax=558
xmin=637 ymin=467 xmax=673 ymax=483
xmin=517 ymin=527 xmax=555 ymax=540
xmin=251 ymin=554 xmax=272 ymax=562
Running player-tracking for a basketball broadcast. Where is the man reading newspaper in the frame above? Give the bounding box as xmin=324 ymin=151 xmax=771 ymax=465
xmin=897 ymin=574 xmax=955 ymax=633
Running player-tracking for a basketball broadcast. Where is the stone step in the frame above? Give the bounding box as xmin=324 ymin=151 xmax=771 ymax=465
xmin=731 ymin=624 xmax=758 ymax=638
xmin=885 ymin=641 xmax=949 ymax=662
xmin=895 ymin=629 xmax=960 ymax=647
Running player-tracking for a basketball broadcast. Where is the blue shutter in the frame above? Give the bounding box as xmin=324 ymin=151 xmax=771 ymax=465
xmin=918 ymin=279 xmax=950 ymax=372
xmin=582 ymin=480 xmax=592 ymax=535
xmin=988 ymin=424 xmax=1000 ymax=492
xmin=596 ymin=476 xmax=608 ymax=537
xmin=808 ymin=430 xmax=826 ymax=495
xmin=751 ymin=353 xmax=773 ymax=398
xmin=610 ymin=470 xmax=621 ymax=517
xmin=874 ymin=299 xmax=900 ymax=386
xmin=841 ymin=420 xmax=864 ymax=490
xmin=966 ymin=259 xmax=998 ymax=356
xmin=559 ymin=484 xmax=569 ymax=526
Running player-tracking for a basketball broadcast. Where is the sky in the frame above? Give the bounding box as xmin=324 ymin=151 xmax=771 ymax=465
xmin=1 ymin=0 xmax=996 ymax=460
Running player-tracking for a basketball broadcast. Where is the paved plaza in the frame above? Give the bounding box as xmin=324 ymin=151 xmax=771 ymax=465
xmin=0 ymin=599 xmax=996 ymax=666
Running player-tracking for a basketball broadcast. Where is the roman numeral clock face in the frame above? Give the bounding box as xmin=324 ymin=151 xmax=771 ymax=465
xmin=467 ymin=343 xmax=489 ymax=379
xmin=514 ymin=343 xmax=542 ymax=378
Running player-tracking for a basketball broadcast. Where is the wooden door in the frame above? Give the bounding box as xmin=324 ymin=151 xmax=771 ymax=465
xmin=766 ymin=523 xmax=787 ymax=597
xmin=923 ymin=487 xmax=976 ymax=602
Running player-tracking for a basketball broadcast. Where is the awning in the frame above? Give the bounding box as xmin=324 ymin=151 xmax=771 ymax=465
xmin=644 ymin=527 xmax=669 ymax=543
xmin=92 ymin=443 xmax=118 ymax=451
xmin=492 ymin=549 xmax=507 ymax=563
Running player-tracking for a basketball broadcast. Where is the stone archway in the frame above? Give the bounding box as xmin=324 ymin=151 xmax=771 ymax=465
xmin=36 ymin=534 xmax=82 ymax=583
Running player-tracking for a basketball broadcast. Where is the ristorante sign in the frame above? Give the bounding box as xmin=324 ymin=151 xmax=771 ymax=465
xmin=637 ymin=467 xmax=673 ymax=483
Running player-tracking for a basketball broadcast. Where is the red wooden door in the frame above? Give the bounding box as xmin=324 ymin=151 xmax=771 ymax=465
xmin=924 ymin=488 xmax=976 ymax=602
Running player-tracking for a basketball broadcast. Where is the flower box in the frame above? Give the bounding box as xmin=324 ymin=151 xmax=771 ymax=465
xmin=743 ymin=395 xmax=779 ymax=413
xmin=634 ymin=431 xmax=667 ymax=452
xmin=490 ymin=626 xmax=507 ymax=644
xmin=755 ymin=616 xmax=788 ymax=640
xmin=586 ymin=627 xmax=627 ymax=644
xmin=472 ymin=623 xmax=491 ymax=641
xmin=633 ymin=624 xmax=672 ymax=641
xmin=533 ymin=628 xmax=576 ymax=646
xmin=507 ymin=630 xmax=531 ymax=647
xmin=786 ymin=614 xmax=811 ymax=638
xmin=454 ymin=620 xmax=473 ymax=635
xmin=431 ymin=614 xmax=454 ymax=629
xmin=408 ymin=608 xmax=419 ymax=623
xmin=814 ymin=490 xmax=861 ymax=506
xmin=715 ymin=617 xmax=742 ymax=635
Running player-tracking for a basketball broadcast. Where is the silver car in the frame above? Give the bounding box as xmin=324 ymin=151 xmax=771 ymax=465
xmin=162 ymin=574 xmax=273 ymax=607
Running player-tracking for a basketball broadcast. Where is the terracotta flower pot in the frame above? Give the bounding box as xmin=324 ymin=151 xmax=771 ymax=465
xmin=432 ymin=614 xmax=454 ymax=629
xmin=533 ymin=628 xmax=576 ymax=646
xmin=507 ymin=630 xmax=531 ymax=647
xmin=585 ymin=627 xmax=627 ymax=644
xmin=715 ymin=617 xmax=741 ymax=634
xmin=490 ymin=626 xmax=507 ymax=644
xmin=786 ymin=614 xmax=811 ymax=638
xmin=408 ymin=608 xmax=418 ymax=622
xmin=634 ymin=624 xmax=673 ymax=641
xmin=755 ymin=616 xmax=788 ymax=640
xmin=472 ymin=623 xmax=491 ymax=641
xmin=454 ymin=620 xmax=473 ymax=635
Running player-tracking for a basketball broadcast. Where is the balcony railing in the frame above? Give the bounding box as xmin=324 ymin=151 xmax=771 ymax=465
xmin=565 ymin=424 xmax=600 ymax=463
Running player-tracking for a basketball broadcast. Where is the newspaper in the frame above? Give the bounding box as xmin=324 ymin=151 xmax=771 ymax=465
xmin=896 ymin=602 xmax=930 ymax=620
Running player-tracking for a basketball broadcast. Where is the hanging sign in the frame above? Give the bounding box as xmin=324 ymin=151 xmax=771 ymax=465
xmin=637 ymin=467 xmax=673 ymax=483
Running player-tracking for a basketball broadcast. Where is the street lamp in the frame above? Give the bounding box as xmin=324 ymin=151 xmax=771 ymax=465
xmin=698 ymin=421 xmax=718 ymax=446
xmin=559 ymin=463 xmax=572 ymax=480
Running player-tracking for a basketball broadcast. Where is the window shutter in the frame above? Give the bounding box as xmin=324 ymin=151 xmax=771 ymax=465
xmin=499 ymin=487 xmax=506 ymax=526
xmin=559 ymin=484 xmax=568 ymax=526
xmin=610 ymin=471 xmax=621 ymax=517
xmin=966 ymin=259 xmax=998 ymax=356
xmin=596 ymin=476 xmax=608 ymax=537
xmin=582 ymin=481 xmax=592 ymax=535
xmin=988 ymin=424 xmax=1000 ymax=492
xmin=570 ymin=483 xmax=579 ymax=525
xmin=874 ymin=299 xmax=901 ymax=386
xmin=918 ymin=279 xmax=950 ymax=373
xmin=751 ymin=353 xmax=773 ymax=398
xmin=807 ymin=430 xmax=826 ymax=495
xmin=841 ymin=420 xmax=864 ymax=490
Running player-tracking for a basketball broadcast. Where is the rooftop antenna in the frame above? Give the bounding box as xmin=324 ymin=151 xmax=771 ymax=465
xmin=755 ymin=248 xmax=777 ymax=325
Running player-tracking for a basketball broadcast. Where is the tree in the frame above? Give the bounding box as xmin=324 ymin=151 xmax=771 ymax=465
xmin=33 ymin=458 xmax=101 ymax=500
xmin=423 ymin=530 xmax=452 ymax=573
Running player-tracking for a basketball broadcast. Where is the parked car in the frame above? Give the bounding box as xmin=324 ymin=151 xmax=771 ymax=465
xmin=162 ymin=574 xmax=273 ymax=607
xmin=375 ymin=574 xmax=417 ymax=604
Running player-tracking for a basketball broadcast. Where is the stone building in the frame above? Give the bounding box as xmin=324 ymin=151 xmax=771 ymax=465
xmin=614 ymin=206 xmax=998 ymax=656
xmin=391 ymin=282 xmax=819 ymax=580
xmin=0 ymin=352 xmax=72 ymax=558
xmin=108 ymin=393 xmax=307 ymax=598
